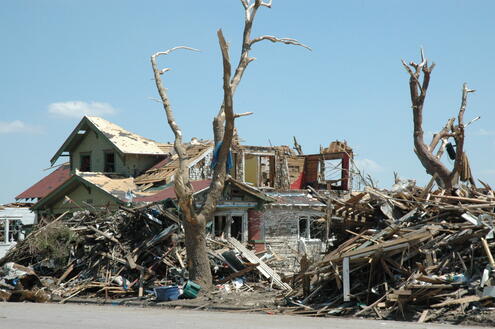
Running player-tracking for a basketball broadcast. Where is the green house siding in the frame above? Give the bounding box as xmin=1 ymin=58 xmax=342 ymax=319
xmin=49 ymin=184 xmax=118 ymax=214
xmin=71 ymin=130 xmax=161 ymax=176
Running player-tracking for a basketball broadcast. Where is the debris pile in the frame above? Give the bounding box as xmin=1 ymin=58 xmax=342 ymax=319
xmin=0 ymin=206 xmax=186 ymax=301
xmin=1 ymin=176 xmax=495 ymax=325
xmin=0 ymin=205 xmax=289 ymax=303
xmin=286 ymin=182 xmax=495 ymax=323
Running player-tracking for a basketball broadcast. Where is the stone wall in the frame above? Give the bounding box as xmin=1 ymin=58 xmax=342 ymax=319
xmin=261 ymin=208 xmax=325 ymax=274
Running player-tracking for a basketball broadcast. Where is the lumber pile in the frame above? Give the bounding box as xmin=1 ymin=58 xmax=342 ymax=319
xmin=0 ymin=205 xmax=287 ymax=302
xmin=0 ymin=206 xmax=186 ymax=301
xmin=287 ymin=181 xmax=495 ymax=322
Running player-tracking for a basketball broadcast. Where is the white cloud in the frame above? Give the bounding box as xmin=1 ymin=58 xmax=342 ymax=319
xmin=48 ymin=101 xmax=117 ymax=118
xmin=354 ymin=158 xmax=383 ymax=174
xmin=0 ymin=120 xmax=42 ymax=134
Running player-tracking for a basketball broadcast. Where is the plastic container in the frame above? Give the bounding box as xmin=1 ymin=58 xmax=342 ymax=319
xmin=154 ymin=286 xmax=180 ymax=301
xmin=183 ymin=280 xmax=201 ymax=299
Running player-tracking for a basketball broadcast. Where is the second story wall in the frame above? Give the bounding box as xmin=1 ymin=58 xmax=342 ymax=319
xmin=71 ymin=130 xmax=163 ymax=176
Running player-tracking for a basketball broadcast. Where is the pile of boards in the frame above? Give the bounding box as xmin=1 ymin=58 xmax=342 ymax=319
xmin=0 ymin=204 xmax=288 ymax=303
xmin=0 ymin=205 xmax=187 ymax=301
xmin=286 ymin=181 xmax=495 ymax=323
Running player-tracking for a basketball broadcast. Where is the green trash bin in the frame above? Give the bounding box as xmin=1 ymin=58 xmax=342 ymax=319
xmin=183 ymin=280 xmax=201 ymax=299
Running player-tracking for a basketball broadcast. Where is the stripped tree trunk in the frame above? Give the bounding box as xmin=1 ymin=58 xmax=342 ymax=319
xmin=402 ymin=50 xmax=475 ymax=192
xmin=150 ymin=0 xmax=309 ymax=289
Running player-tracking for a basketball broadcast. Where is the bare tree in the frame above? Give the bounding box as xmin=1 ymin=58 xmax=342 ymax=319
xmin=151 ymin=0 xmax=309 ymax=289
xmin=402 ymin=50 xmax=475 ymax=192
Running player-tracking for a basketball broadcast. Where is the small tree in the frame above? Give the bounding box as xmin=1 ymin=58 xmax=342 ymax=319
xmin=150 ymin=0 xmax=309 ymax=288
xmin=402 ymin=50 xmax=475 ymax=192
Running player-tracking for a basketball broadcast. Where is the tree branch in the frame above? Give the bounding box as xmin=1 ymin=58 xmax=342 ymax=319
xmin=234 ymin=111 xmax=254 ymax=118
xmin=449 ymin=83 xmax=475 ymax=185
xmin=200 ymin=29 xmax=236 ymax=221
xmin=250 ymin=35 xmax=311 ymax=50
xmin=213 ymin=0 xmax=309 ymax=144
xmin=150 ymin=46 xmax=200 ymax=213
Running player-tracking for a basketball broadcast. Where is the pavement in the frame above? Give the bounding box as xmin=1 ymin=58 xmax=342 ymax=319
xmin=0 ymin=302 xmax=489 ymax=329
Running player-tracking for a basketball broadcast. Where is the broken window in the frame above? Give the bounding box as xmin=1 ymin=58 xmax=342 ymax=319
xmin=320 ymin=159 xmax=343 ymax=186
xmin=244 ymin=154 xmax=274 ymax=187
xmin=80 ymin=154 xmax=91 ymax=172
xmin=214 ymin=216 xmax=227 ymax=237
xmin=259 ymin=156 xmax=275 ymax=187
xmin=104 ymin=152 xmax=115 ymax=172
xmin=0 ymin=219 xmax=21 ymax=244
xmin=299 ymin=216 xmax=326 ymax=240
xmin=230 ymin=216 xmax=243 ymax=241
xmin=212 ymin=214 xmax=246 ymax=241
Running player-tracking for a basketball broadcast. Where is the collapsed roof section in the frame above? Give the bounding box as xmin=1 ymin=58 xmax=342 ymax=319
xmin=49 ymin=116 xmax=173 ymax=166
xmin=134 ymin=141 xmax=214 ymax=186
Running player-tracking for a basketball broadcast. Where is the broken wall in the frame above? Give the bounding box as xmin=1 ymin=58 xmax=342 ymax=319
xmin=189 ymin=151 xmax=213 ymax=181
xmin=261 ymin=208 xmax=326 ymax=273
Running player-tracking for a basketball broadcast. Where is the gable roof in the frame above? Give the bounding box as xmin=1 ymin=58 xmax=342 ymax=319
xmin=50 ymin=116 xmax=172 ymax=165
xmin=227 ymin=177 xmax=275 ymax=203
xmin=31 ymin=171 xmax=137 ymax=211
xmin=16 ymin=163 xmax=71 ymax=201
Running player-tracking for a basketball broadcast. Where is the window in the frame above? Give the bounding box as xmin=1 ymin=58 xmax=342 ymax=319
xmin=80 ymin=154 xmax=91 ymax=172
xmin=212 ymin=213 xmax=246 ymax=242
xmin=299 ymin=216 xmax=326 ymax=240
xmin=0 ymin=218 xmax=21 ymax=244
xmin=104 ymin=152 xmax=115 ymax=172
xmin=214 ymin=216 xmax=227 ymax=236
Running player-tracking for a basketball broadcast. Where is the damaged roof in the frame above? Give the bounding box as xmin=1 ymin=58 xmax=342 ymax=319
xmin=78 ymin=171 xmax=140 ymax=202
xmin=227 ymin=177 xmax=275 ymax=203
xmin=50 ymin=116 xmax=172 ymax=165
xmin=265 ymin=191 xmax=326 ymax=207
xmin=16 ymin=163 xmax=71 ymax=201
xmin=133 ymin=180 xmax=212 ymax=203
xmin=134 ymin=142 xmax=213 ymax=185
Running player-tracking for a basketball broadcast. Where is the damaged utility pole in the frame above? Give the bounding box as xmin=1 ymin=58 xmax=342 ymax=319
xmin=402 ymin=49 xmax=476 ymax=192
xmin=151 ymin=0 xmax=309 ymax=289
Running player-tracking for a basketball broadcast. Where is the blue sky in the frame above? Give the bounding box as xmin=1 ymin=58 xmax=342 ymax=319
xmin=1 ymin=0 xmax=494 ymax=204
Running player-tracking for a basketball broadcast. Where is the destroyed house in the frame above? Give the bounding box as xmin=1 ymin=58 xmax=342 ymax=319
xmin=49 ymin=116 xmax=173 ymax=177
xmin=17 ymin=115 xmax=354 ymax=273
xmin=230 ymin=141 xmax=352 ymax=192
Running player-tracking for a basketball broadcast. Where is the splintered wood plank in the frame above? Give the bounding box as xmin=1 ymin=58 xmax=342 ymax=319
xmin=431 ymin=295 xmax=481 ymax=308
xmin=227 ymin=237 xmax=292 ymax=291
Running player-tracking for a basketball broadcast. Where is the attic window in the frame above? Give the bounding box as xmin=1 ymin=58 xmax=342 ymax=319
xmin=104 ymin=152 xmax=115 ymax=172
xmin=80 ymin=154 xmax=91 ymax=172
xmin=77 ymin=130 xmax=87 ymax=135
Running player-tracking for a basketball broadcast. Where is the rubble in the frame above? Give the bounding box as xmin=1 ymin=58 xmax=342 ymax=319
xmin=283 ymin=181 xmax=495 ymax=323
xmin=1 ymin=175 xmax=495 ymax=326
xmin=0 ymin=203 xmax=290 ymax=304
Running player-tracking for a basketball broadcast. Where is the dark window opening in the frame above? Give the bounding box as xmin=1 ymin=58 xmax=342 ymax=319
xmin=214 ymin=216 xmax=227 ymax=237
xmin=80 ymin=154 xmax=91 ymax=172
xmin=259 ymin=156 xmax=275 ymax=187
xmin=230 ymin=216 xmax=243 ymax=241
xmin=213 ymin=215 xmax=244 ymax=241
xmin=299 ymin=217 xmax=309 ymax=239
xmin=299 ymin=216 xmax=325 ymax=240
xmin=104 ymin=152 xmax=115 ymax=172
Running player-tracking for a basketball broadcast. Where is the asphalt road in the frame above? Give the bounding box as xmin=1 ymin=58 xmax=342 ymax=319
xmin=0 ymin=303 xmax=487 ymax=329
